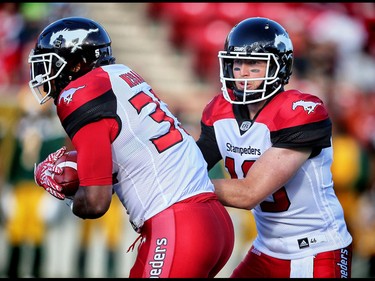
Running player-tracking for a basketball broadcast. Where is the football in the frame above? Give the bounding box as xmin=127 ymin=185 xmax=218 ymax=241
xmin=52 ymin=150 xmax=79 ymax=197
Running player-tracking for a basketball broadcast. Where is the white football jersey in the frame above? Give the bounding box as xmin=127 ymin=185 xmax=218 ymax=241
xmin=199 ymin=89 xmax=352 ymax=259
xmin=59 ymin=64 xmax=214 ymax=231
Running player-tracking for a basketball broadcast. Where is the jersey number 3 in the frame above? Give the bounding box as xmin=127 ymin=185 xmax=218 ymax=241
xmin=129 ymin=91 xmax=183 ymax=153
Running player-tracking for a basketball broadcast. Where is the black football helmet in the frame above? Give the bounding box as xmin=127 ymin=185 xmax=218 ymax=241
xmin=28 ymin=17 xmax=116 ymax=104
xmin=218 ymin=17 xmax=293 ymax=104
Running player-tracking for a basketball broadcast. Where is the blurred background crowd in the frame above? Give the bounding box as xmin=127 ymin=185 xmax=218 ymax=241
xmin=0 ymin=2 xmax=374 ymax=278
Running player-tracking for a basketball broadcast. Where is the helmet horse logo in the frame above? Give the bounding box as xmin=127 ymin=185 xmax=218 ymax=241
xmin=50 ymin=28 xmax=99 ymax=53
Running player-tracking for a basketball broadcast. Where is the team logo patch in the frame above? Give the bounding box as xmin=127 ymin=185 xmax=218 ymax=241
xmin=298 ymin=237 xmax=310 ymax=249
xmin=58 ymin=85 xmax=85 ymax=105
xmin=292 ymin=100 xmax=322 ymax=114
xmin=50 ymin=28 xmax=99 ymax=53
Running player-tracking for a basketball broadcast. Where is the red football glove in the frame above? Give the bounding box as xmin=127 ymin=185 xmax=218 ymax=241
xmin=34 ymin=146 xmax=67 ymax=200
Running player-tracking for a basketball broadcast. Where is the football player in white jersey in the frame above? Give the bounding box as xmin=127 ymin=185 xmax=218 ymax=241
xmin=29 ymin=17 xmax=234 ymax=278
xmin=196 ymin=17 xmax=352 ymax=278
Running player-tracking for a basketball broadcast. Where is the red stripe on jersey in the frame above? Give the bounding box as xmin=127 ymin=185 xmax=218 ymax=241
xmin=57 ymin=67 xmax=112 ymax=122
xmin=257 ymin=90 xmax=329 ymax=131
xmin=201 ymin=93 xmax=234 ymax=126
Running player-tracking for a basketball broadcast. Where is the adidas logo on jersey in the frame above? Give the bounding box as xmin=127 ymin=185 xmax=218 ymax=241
xmin=297 ymin=238 xmax=310 ymax=249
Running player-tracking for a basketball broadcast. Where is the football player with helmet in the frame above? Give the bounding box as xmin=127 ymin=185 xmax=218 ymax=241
xmin=197 ymin=17 xmax=353 ymax=278
xmin=29 ymin=17 xmax=234 ymax=277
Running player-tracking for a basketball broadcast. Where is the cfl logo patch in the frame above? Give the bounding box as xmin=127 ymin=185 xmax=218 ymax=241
xmin=240 ymin=121 xmax=252 ymax=131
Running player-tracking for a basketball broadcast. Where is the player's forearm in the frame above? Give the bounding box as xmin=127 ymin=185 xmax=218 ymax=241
xmin=71 ymin=185 xmax=112 ymax=219
xmin=212 ymin=178 xmax=257 ymax=210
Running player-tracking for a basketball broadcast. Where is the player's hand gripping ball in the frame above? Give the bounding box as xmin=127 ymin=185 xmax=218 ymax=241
xmin=52 ymin=150 xmax=79 ymax=197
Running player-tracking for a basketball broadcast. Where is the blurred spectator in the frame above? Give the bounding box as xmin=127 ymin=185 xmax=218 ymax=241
xmin=0 ymin=3 xmax=87 ymax=90
xmin=0 ymin=3 xmax=24 ymax=87
xmin=331 ymin=118 xmax=372 ymax=241
xmin=351 ymin=181 xmax=375 ymax=277
xmin=1 ymin=86 xmax=68 ymax=277
xmin=19 ymin=2 xmax=50 ymax=43
xmin=76 ymin=196 xmax=124 ymax=278
xmin=0 ymin=4 xmax=90 ymax=277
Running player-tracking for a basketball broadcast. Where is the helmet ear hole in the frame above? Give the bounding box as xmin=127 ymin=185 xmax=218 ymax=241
xmin=282 ymin=53 xmax=293 ymax=85
xmin=223 ymin=61 xmax=230 ymax=77
xmin=223 ymin=60 xmax=233 ymax=88
xmin=56 ymin=59 xmax=65 ymax=68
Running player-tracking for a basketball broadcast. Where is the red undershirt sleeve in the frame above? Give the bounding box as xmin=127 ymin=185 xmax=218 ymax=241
xmin=71 ymin=118 xmax=119 ymax=186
